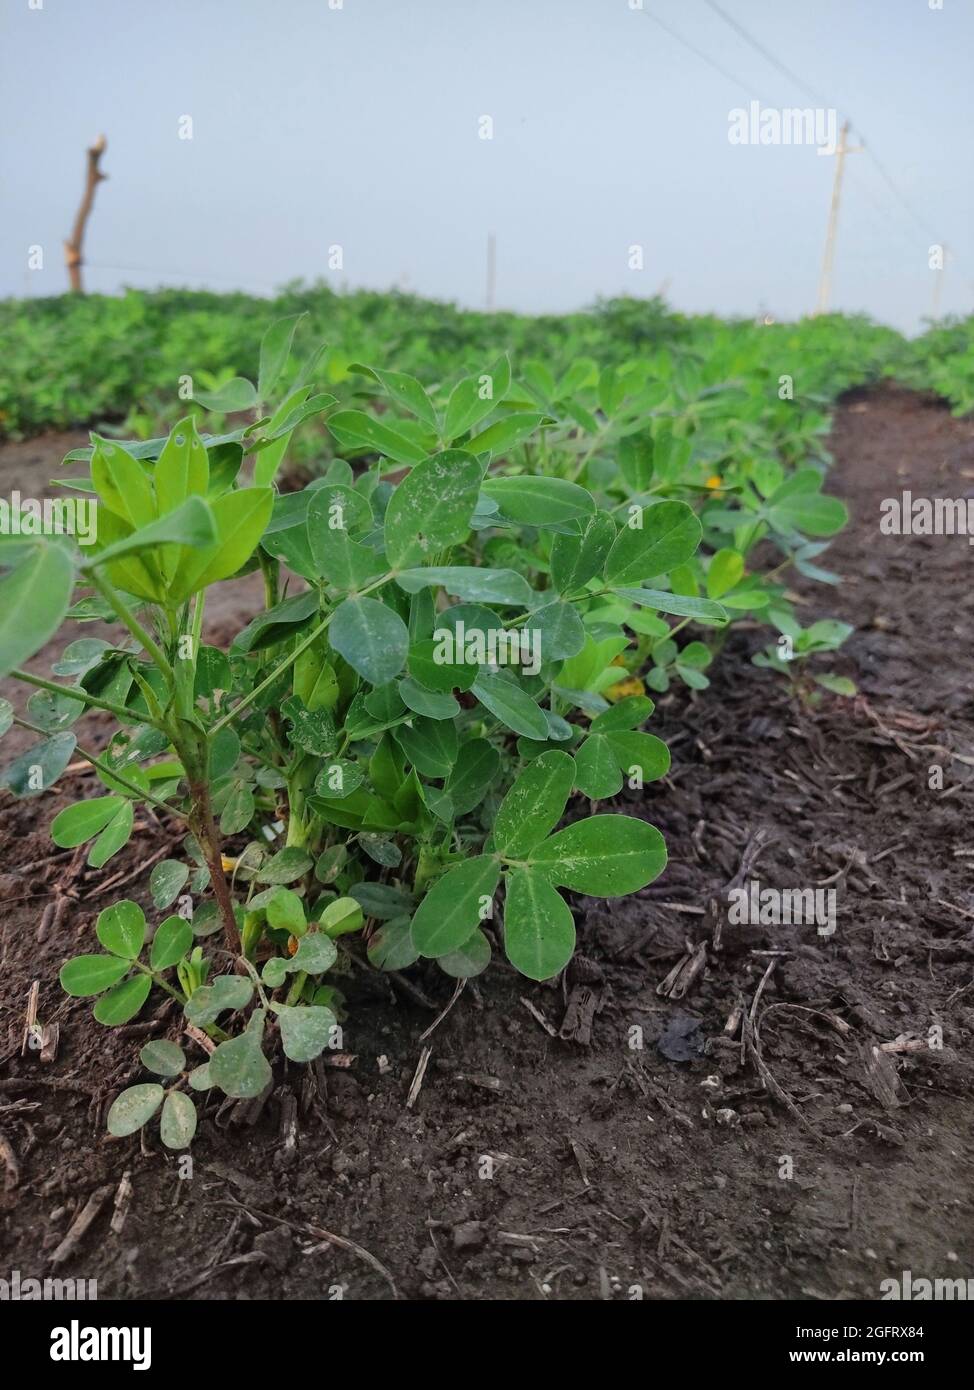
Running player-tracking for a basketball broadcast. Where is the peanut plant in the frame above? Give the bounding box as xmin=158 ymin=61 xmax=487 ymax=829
xmin=0 ymin=316 xmax=850 ymax=1148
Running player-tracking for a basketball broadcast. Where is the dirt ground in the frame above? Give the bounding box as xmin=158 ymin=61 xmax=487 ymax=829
xmin=1 ymin=387 xmax=972 ymax=1301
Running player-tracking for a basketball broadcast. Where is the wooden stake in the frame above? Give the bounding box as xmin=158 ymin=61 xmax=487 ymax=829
xmin=64 ymin=135 xmax=108 ymax=293
xmin=814 ymin=121 xmax=860 ymax=316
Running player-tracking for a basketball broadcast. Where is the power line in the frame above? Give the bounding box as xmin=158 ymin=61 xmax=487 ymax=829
xmin=701 ymin=0 xmax=831 ymax=109
xmin=637 ymin=5 xmax=751 ymax=93
xmin=699 ymin=0 xmax=943 ymax=251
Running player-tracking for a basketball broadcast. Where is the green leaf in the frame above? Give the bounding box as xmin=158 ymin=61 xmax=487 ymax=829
xmin=140 ymin=1040 xmax=186 ymax=1077
xmin=160 ymin=1090 xmax=198 ymax=1149
xmin=90 ymin=436 xmax=155 ymax=527
xmin=314 ymin=759 xmax=364 ymax=799
xmin=604 ymin=501 xmax=702 ymax=586
xmin=503 ymin=867 xmax=575 ymax=981
xmin=281 ymin=697 xmax=337 ymax=756
xmin=155 ymin=417 xmax=209 ymax=514
xmin=443 ymin=357 xmax=511 ymax=441
xmin=209 ymin=1014 xmax=272 ymax=1099
xmin=618 ymin=432 xmax=655 ymax=491
xmin=367 ymin=915 xmax=420 ymax=970
xmin=814 ymin=673 xmax=857 ymax=696
xmin=327 ymin=409 xmax=426 ymax=467
xmin=534 ymin=602 xmax=585 ymax=661
xmin=150 ymin=915 xmax=193 ymax=971
xmin=87 ymin=799 xmax=134 ymax=868
xmin=445 ymin=738 xmax=500 ymax=817
xmin=265 ymin=887 xmax=306 ymax=934
xmin=273 ymin=1003 xmax=337 ymax=1063
xmin=590 ymin=695 xmax=654 ymax=732
xmin=60 ymin=954 xmax=131 ymax=997
xmin=612 ymin=587 xmax=729 ymax=624
xmin=706 ymin=549 xmax=744 ymax=600
xmin=604 ymin=730 xmax=670 ymax=783
xmin=96 ymin=900 xmax=145 ymax=959
xmin=471 ymin=671 xmax=548 ymax=740
xmin=550 ymin=512 xmax=616 ymax=594
xmin=395 ymin=716 xmax=458 ymax=779
xmin=384 ymin=450 xmax=482 ymax=569
xmin=350 ymin=364 xmax=439 ymax=431
xmin=320 ymin=897 xmax=363 ymax=938
xmin=494 ymin=750 xmax=575 ymax=858
xmin=306 ymin=485 xmax=383 ymax=591
xmin=529 ymin=814 xmax=666 ymax=896
xmin=396 ymin=566 xmax=532 ymax=606
xmin=0 ymin=542 xmax=75 ymax=680
xmin=0 ymin=733 xmax=76 ymax=800
xmin=184 ymin=974 xmax=255 ymax=1025
xmin=290 ymin=932 xmax=339 ymax=973
xmin=147 ymin=856 xmax=187 ymax=911
xmin=169 ymin=487 xmax=274 ymax=601
xmin=107 ymin=1083 xmax=164 ymax=1137
xmin=482 ymin=476 xmax=595 ymax=527
xmin=768 ymin=492 xmax=847 ymax=537
xmin=193 ymin=377 xmax=258 ymax=413
xmin=408 ymin=637 xmax=478 ymax=693
xmin=573 ymin=735 xmax=623 ymax=799
xmin=466 ymin=412 xmax=549 ymax=457
xmin=330 ymin=596 xmax=409 ymax=686
xmin=89 ymin=495 xmax=217 ymax=568
xmin=219 ymin=782 xmax=255 ymax=835
xmin=0 ymin=698 xmax=12 ymax=737
xmin=51 ymin=796 xmax=124 ymax=848
xmin=258 ymin=313 xmax=304 ymax=400
xmin=93 ymin=971 xmax=152 ymax=1025
xmin=411 ymin=856 xmax=501 ymax=958
xmin=398 ymin=677 xmax=459 ymax=720
xmin=437 ymin=928 xmax=491 ymax=979
xmin=257 ymin=847 xmax=314 ymax=885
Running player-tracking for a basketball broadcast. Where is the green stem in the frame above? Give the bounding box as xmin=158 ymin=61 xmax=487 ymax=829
xmin=10 ymin=669 xmax=163 ymax=730
xmin=210 ymin=570 xmax=394 ymax=735
xmin=86 ymin=568 xmax=175 ymax=685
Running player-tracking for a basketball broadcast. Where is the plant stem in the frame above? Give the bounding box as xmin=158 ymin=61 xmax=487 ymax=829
xmin=11 ymin=716 xmax=188 ymax=819
xmin=86 ymin=568 xmax=175 ymax=684
xmin=210 ymin=570 xmax=394 ymax=735
xmin=187 ymin=775 xmax=241 ymax=954
xmin=10 ymin=668 xmax=162 ymax=730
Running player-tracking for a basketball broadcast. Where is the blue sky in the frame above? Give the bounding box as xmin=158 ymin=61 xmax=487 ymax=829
xmin=1 ymin=0 xmax=971 ymax=331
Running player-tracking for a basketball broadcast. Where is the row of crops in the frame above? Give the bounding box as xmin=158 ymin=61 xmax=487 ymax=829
xmin=0 ymin=290 xmax=968 ymax=1149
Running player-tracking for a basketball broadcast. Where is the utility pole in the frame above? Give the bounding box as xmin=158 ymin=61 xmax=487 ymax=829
xmin=814 ymin=120 xmax=860 ymax=316
xmin=485 ymin=232 xmax=496 ymax=311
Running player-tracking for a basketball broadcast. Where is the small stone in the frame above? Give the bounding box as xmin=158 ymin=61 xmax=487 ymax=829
xmin=453 ymin=1221 xmax=487 ymax=1253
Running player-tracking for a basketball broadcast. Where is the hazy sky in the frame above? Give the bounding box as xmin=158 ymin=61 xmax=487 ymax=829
xmin=1 ymin=0 xmax=971 ymax=332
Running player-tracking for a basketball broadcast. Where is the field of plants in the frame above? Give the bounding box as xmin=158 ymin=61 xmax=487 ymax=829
xmin=1 ymin=289 xmax=973 ymax=1303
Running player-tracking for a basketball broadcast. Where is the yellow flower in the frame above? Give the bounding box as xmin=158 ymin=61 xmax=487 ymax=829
xmin=705 ymin=474 xmax=722 ymax=490
xmin=605 ymin=675 xmax=645 ymax=702
xmin=221 ymin=855 xmax=237 ymax=872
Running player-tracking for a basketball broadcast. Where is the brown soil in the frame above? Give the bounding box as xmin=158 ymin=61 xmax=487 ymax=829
xmin=1 ymin=387 xmax=973 ymax=1301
